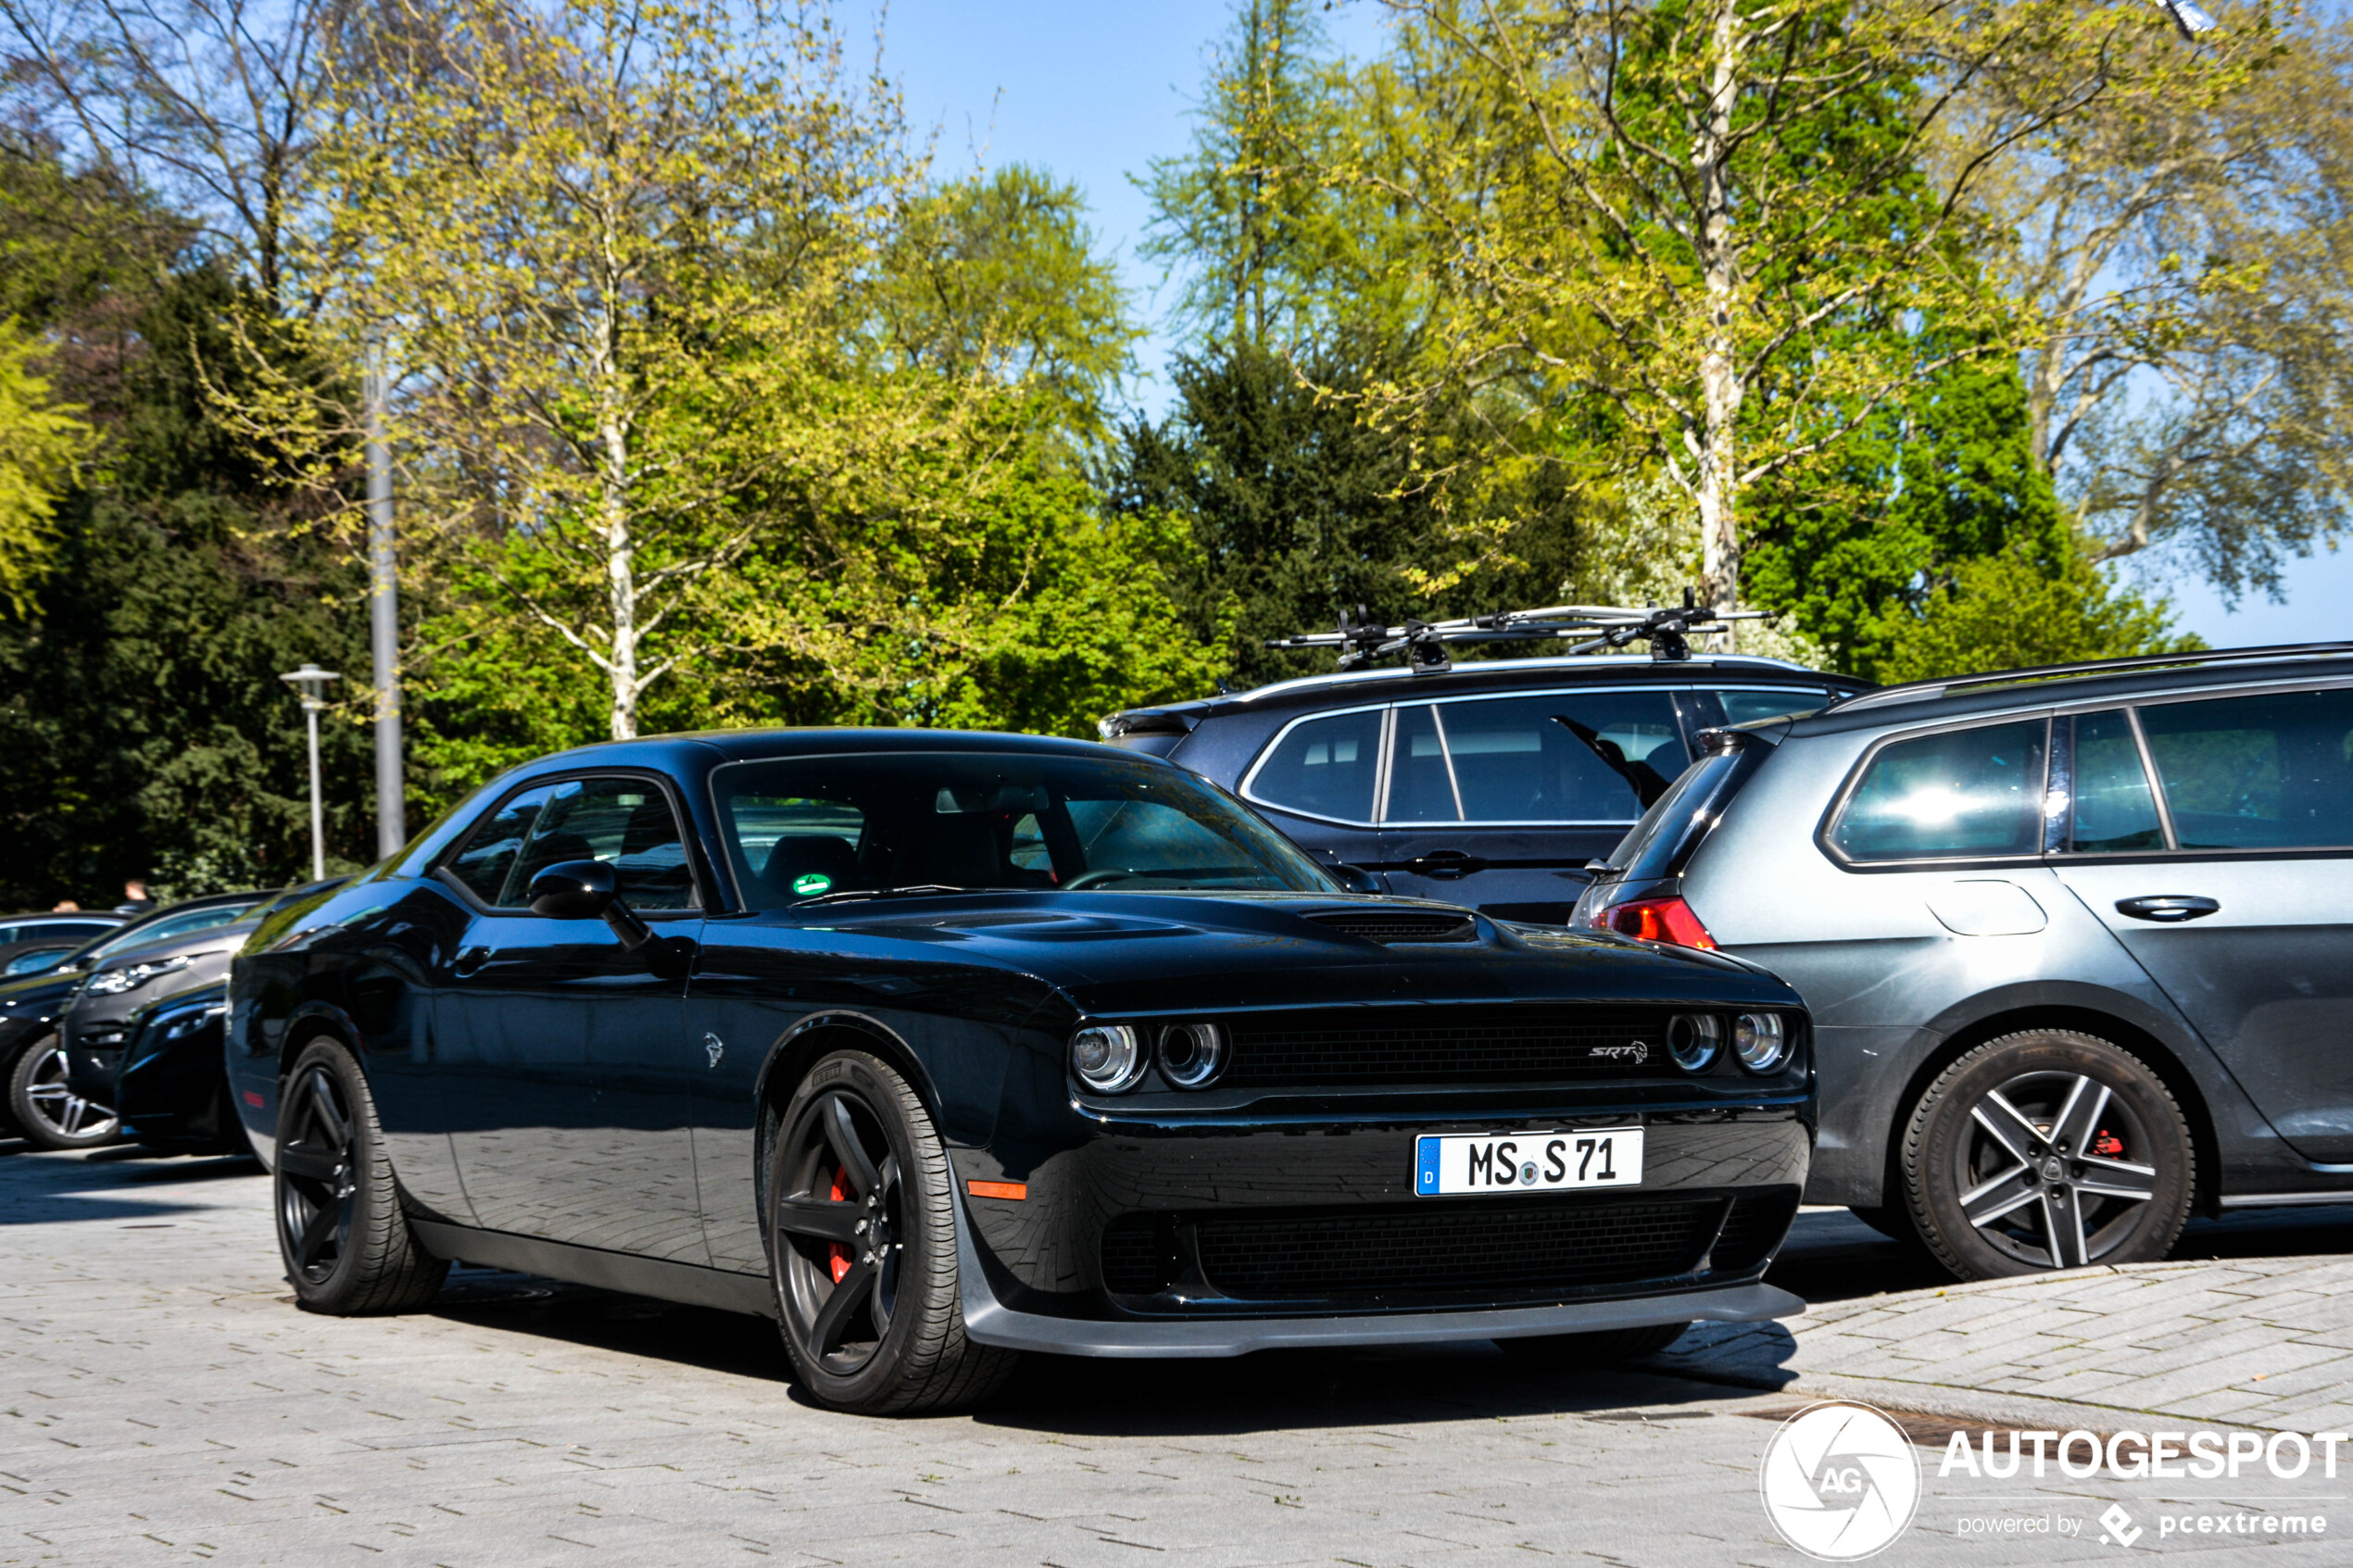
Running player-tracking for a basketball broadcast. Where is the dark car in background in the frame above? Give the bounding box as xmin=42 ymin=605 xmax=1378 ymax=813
xmin=1574 ymin=644 xmax=2353 ymax=1280
xmin=1104 ymin=621 xmax=1863 ymax=922
xmin=228 ymin=729 xmax=1812 ymax=1414
xmin=1 ymin=892 xmax=266 ymax=1148
xmin=106 ymin=982 xmax=244 ymax=1156
xmin=61 ymin=881 xmax=345 ymax=1157
xmin=0 ymin=911 xmax=127 ymax=978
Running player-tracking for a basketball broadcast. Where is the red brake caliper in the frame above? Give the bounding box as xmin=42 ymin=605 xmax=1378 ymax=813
xmin=2093 ymin=1128 xmax=2124 ymax=1158
xmin=827 ymin=1172 xmax=851 ymax=1284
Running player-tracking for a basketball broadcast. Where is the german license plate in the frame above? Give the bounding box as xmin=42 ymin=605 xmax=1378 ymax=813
xmin=1414 ymin=1127 xmax=1643 ymax=1197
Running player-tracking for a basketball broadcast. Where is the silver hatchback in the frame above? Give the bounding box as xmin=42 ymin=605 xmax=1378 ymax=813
xmin=1574 ymin=645 xmax=2353 ymax=1279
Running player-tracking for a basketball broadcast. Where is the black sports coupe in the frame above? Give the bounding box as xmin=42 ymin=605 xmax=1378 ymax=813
xmin=227 ymin=730 xmax=1812 ymax=1414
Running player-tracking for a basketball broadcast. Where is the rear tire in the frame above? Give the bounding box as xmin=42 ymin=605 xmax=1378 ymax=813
xmin=1903 ymin=1030 xmax=2192 ymax=1281
xmin=275 ymin=1040 xmax=447 ymax=1314
xmin=767 ymin=1049 xmax=1019 ymax=1414
xmin=1499 ymin=1321 xmax=1692 ymax=1366
xmin=7 ymin=1034 xmax=120 ymax=1150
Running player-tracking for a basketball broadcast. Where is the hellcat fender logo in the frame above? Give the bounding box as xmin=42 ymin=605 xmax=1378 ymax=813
xmin=1592 ymin=1043 xmax=1650 ymax=1063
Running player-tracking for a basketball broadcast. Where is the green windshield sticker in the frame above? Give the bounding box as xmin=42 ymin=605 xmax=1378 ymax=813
xmin=792 ymin=872 xmax=833 ymax=897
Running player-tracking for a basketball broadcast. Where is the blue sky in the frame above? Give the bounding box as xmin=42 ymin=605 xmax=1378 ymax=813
xmin=869 ymin=0 xmax=2347 ymax=649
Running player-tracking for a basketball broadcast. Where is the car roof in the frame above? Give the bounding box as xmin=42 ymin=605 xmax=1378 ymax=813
xmin=497 ymin=726 xmax=1137 ymax=774
xmin=1793 ymin=644 xmax=2353 ymax=737
xmin=0 ymin=910 xmax=121 ymax=922
xmin=1106 ymin=653 xmax=1865 ymax=734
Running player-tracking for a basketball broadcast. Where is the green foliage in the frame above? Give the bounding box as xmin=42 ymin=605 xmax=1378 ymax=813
xmin=1109 ymin=337 xmax=1583 ymax=688
xmin=1873 ymin=546 xmax=2202 ymax=684
xmin=0 ymin=318 xmax=93 ymax=611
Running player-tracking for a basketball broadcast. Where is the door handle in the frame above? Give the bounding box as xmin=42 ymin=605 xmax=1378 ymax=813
xmin=2115 ymin=896 xmax=2220 ymax=923
xmin=452 ymin=945 xmax=494 ymax=976
xmin=1407 ymin=849 xmax=1490 ymax=880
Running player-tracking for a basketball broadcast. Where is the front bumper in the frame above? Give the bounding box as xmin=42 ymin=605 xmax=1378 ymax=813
xmin=952 ymin=1191 xmax=1801 ymax=1355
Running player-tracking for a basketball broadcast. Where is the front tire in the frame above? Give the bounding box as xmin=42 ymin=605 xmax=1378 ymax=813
xmin=275 ymin=1040 xmax=447 ymax=1314
xmin=7 ymin=1035 xmax=120 ymax=1149
xmin=1902 ymin=1030 xmax=2193 ymax=1280
xmin=766 ymin=1049 xmax=1018 ymax=1414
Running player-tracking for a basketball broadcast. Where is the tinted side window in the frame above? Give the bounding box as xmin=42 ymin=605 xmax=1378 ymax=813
xmin=2139 ymin=687 xmax=2353 ymax=849
xmin=1832 ymin=720 xmax=2047 ymax=861
xmin=1720 ymin=688 xmax=1834 ymax=726
xmin=445 ymin=784 xmax=554 ymax=905
xmin=515 ymin=777 xmax=698 ymax=909
xmin=1386 ymin=704 xmax=1459 ymax=822
xmin=1454 ymin=691 xmax=1687 ymax=821
xmin=1247 ymin=709 xmax=1382 ymax=822
xmin=2068 ymin=709 xmax=2165 ymax=853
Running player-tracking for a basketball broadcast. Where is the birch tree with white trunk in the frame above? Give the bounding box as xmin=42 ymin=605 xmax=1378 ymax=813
xmin=1359 ymin=0 xmax=2254 ymax=626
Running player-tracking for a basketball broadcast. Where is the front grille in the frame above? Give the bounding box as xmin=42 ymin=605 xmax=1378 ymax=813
xmin=1220 ymin=1005 xmax=1673 ymax=1088
xmin=1710 ymin=1187 xmax=1799 ymax=1273
xmin=1100 ymin=1196 xmax=1727 ymax=1301
xmin=1304 ymin=910 xmax=1478 ymax=944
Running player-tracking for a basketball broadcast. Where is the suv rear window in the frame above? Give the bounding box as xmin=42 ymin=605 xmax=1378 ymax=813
xmin=1831 ymin=720 xmax=2047 ymax=861
xmin=2139 ymin=687 xmax=2353 ymax=848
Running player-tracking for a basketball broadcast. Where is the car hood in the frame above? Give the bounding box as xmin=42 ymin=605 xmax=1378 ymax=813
xmin=766 ymin=890 xmax=1798 ymax=1014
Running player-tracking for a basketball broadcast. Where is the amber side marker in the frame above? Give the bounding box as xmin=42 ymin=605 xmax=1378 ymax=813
xmin=967 ymin=1179 xmax=1027 ymax=1200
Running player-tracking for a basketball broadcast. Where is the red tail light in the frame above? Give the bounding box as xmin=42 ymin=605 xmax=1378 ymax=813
xmin=1592 ymin=895 xmax=1717 ymax=950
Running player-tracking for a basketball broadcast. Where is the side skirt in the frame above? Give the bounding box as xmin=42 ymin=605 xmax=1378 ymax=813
xmin=410 ymin=1220 xmax=778 ymax=1320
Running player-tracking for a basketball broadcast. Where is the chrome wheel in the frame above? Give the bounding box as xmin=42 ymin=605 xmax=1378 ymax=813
xmin=276 ymin=1062 xmax=359 ymax=1286
xmin=12 ymin=1042 xmax=119 ymax=1148
xmin=774 ymin=1086 xmax=904 ymax=1378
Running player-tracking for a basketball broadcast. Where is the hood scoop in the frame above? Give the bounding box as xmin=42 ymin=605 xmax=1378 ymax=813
xmin=1303 ymin=909 xmax=1478 ymax=945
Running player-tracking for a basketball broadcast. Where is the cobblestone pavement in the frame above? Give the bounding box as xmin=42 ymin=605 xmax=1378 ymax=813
xmin=5 ymin=1145 xmax=2350 ymax=1567
xmin=1669 ymin=1208 xmax=2353 ymax=1436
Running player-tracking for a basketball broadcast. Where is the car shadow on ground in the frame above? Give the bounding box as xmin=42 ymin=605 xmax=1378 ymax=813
xmin=0 ymin=1142 xmax=260 ymax=1223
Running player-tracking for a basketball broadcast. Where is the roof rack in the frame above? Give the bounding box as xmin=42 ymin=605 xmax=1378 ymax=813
xmin=1826 ymin=642 xmax=2353 ymax=714
xmin=1265 ymin=590 xmax=1775 ymax=673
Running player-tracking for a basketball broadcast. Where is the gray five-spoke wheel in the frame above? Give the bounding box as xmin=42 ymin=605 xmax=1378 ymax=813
xmin=1906 ymin=1029 xmax=2192 ymax=1281
xmin=774 ymin=1087 xmax=905 ymax=1377
xmin=1956 ymin=1070 xmax=2159 ymax=1270
xmin=21 ymin=1045 xmax=118 ymax=1143
xmin=275 ymin=1063 xmax=359 ymax=1286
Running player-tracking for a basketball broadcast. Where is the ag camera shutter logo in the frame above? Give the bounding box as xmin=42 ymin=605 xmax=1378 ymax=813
xmin=1759 ymin=1401 xmax=1921 ymax=1560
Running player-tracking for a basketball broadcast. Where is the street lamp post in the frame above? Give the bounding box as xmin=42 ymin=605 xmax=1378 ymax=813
xmin=279 ymin=663 xmax=341 ymax=881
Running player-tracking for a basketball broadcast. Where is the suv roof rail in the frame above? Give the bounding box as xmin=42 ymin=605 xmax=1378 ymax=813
xmin=1266 ymin=589 xmax=1775 ymax=673
xmin=1824 ymin=642 xmax=2353 ymax=714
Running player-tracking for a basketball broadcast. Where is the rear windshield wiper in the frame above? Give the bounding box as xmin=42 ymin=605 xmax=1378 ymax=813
xmin=795 ymin=884 xmax=977 ymax=907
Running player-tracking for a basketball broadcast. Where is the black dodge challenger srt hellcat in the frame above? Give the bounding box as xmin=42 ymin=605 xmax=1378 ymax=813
xmin=227 ymin=730 xmax=1812 ymax=1414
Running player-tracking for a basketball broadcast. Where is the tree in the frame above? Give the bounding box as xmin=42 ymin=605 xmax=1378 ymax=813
xmin=0 ymin=0 xmax=348 ymax=308
xmin=1990 ymin=10 xmax=2353 ymax=597
xmin=296 ymin=0 xmax=922 ymax=741
xmin=0 ymin=263 xmax=371 ymax=907
xmin=0 ymin=319 xmax=93 ymax=611
xmin=1350 ymin=0 xmax=2254 ymax=620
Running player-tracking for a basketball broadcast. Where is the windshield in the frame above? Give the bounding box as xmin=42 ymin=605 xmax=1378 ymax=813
xmin=712 ymin=752 xmax=1337 ymax=909
xmin=79 ymin=900 xmax=258 ymax=965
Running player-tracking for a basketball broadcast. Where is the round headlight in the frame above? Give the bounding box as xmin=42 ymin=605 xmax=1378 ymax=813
xmin=1667 ymin=1013 xmax=1722 ymax=1073
xmin=1070 ymin=1024 xmax=1146 ymax=1093
xmin=1157 ymin=1022 xmax=1225 ymax=1089
xmin=1734 ymin=1012 xmax=1790 ymax=1073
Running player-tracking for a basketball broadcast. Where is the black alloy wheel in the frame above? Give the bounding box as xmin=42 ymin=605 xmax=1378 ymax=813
xmin=1904 ymin=1030 xmax=2193 ymax=1281
xmin=767 ymin=1049 xmax=1017 ymax=1414
xmin=274 ymin=1040 xmax=447 ymax=1314
xmin=7 ymin=1036 xmax=120 ymax=1149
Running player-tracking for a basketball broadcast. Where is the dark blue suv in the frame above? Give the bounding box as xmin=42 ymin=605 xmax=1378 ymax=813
xmin=1104 ymin=650 xmax=1865 ymax=923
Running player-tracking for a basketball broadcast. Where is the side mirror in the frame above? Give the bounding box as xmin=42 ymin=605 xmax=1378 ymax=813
xmin=529 ymin=859 xmax=617 ymax=920
xmin=1329 ymin=862 xmax=1388 ymax=896
xmin=527 ymin=859 xmax=655 ymax=951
